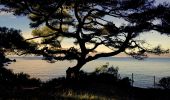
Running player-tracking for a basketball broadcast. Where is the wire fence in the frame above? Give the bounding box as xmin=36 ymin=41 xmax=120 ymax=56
xmin=30 ymin=73 xmax=165 ymax=88
xmin=121 ymin=73 xmax=163 ymax=88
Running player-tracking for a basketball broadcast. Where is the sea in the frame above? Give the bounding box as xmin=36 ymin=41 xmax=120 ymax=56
xmin=5 ymin=56 xmax=170 ymax=88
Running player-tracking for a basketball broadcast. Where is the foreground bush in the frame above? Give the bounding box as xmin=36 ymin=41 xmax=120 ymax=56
xmin=0 ymin=67 xmax=41 ymax=88
xmin=158 ymin=77 xmax=170 ymax=89
xmin=45 ymin=63 xmax=131 ymax=90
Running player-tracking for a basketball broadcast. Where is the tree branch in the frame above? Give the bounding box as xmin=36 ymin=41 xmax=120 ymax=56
xmin=74 ymin=2 xmax=87 ymax=59
xmin=25 ymin=33 xmax=56 ymax=41
xmin=86 ymin=32 xmax=132 ymax=62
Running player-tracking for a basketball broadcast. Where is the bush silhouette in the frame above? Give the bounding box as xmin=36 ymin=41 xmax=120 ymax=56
xmin=0 ymin=68 xmax=41 ymax=88
xmin=64 ymin=63 xmax=131 ymax=89
xmin=158 ymin=77 xmax=170 ymax=89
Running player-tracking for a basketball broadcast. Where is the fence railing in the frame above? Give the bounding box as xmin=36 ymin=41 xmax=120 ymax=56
xmin=30 ymin=73 xmax=165 ymax=88
xmin=120 ymin=73 xmax=163 ymax=88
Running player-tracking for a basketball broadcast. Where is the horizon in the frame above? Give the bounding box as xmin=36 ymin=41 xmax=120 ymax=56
xmin=7 ymin=55 xmax=170 ymax=58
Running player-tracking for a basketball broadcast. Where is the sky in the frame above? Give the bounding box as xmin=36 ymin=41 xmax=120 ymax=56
xmin=0 ymin=0 xmax=170 ymax=57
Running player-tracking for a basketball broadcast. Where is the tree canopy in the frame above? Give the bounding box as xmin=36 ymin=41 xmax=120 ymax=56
xmin=0 ymin=27 xmax=37 ymax=67
xmin=0 ymin=27 xmax=22 ymax=66
xmin=0 ymin=0 xmax=170 ymax=78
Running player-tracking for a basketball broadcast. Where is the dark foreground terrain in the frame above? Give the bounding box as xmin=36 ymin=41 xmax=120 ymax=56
xmin=1 ymin=78 xmax=170 ymax=100
xmin=1 ymin=68 xmax=170 ymax=100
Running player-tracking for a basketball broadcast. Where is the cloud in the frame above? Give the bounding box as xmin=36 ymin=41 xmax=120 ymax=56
xmin=0 ymin=11 xmax=11 ymax=16
xmin=0 ymin=11 xmax=16 ymax=18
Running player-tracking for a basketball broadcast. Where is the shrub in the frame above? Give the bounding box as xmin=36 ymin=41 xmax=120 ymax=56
xmin=15 ymin=72 xmax=41 ymax=87
xmin=0 ymin=67 xmax=41 ymax=88
xmin=158 ymin=77 xmax=170 ymax=89
xmin=118 ymin=77 xmax=131 ymax=88
xmin=77 ymin=63 xmax=126 ymax=85
xmin=93 ymin=62 xmax=120 ymax=80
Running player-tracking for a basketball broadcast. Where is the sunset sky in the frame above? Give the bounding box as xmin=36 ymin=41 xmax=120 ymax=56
xmin=0 ymin=0 xmax=170 ymax=57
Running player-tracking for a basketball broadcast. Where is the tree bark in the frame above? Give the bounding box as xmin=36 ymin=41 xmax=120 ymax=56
xmin=66 ymin=61 xmax=85 ymax=79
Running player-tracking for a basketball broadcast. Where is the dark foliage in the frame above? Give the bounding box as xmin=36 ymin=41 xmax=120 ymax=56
xmin=0 ymin=67 xmax=41 ymax=88
xmin=0 ymin=27 xmax=38 ymax=57
xmin=0 ymin=52 xmax=11 ymax=67
xmin=60 ymin=65 xmax=131 ymax=90
xmin=158 ymin=77 xmax=170 ymax=89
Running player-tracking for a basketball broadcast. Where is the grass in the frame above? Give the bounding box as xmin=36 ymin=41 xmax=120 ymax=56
xmin=56 ymin=89 xmax=116 ymax=100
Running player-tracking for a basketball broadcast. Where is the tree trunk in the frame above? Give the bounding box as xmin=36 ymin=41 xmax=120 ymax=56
xmin=66 ymin=61 xmax=84 ymax=79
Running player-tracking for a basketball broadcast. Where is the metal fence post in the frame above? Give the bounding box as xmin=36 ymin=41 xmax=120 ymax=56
xmin=131 ymin=73 xmax=134 ymax=86
xmin=154 ymin=76 xmax=156 ymax=88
